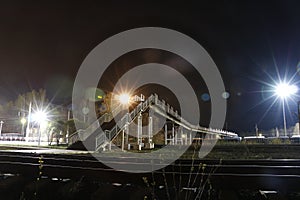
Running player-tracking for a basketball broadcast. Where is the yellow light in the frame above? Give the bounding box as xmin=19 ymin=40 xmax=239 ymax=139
xmin=97 ymin=95 xmax=103 ymax=99
xmin=20 ymin=118 xmax=26 ymax=124
xmin=118 ymin=93 xmax=131 ymax=105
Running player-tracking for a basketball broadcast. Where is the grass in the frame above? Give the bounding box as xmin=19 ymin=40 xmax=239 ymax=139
xmin=205 ymin=143 xmax=300 ymax=159
xmin=0 ymin=143 xmax=68 ymax=150
xmin=97 ymin=143 xmax=300 ymax=160
xmin=2 ymin=142 xmax=300 ymax=160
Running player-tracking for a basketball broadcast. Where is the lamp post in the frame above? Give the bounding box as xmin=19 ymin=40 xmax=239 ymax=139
xmin=20 ymin=118 xmax=26 ymax=137
xmin=298 ymin=101 xmax=300 ymax=135
xmin=32 ymin=110 xmax=48 ymax=146
xmin=0 ymin=121 xmax=4 ymax=136
xmin=275 ymin=82 xmax=298 ymax=137
xmin=282 ymin=99 xmax=287 ymax=137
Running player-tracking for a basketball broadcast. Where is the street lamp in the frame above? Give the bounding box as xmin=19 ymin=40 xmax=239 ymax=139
xmin=117 ymin=93 xmax=131 ymax=105
xmin=0 ymin=121 xmax=4 ymax=137
xmin=20 ymin=118 xmax=26 ymax=137
xmin=32 ymin=110 xmax=48 ymax=145
xmin=275 ymin=82 xmax=298 ymax=136
xmin=32 ymin=110 xmax=48 ymax=124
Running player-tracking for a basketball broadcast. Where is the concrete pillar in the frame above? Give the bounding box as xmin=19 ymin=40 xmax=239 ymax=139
xmin=137 ymin=113 xmax=142 ymax=145
xmin=180 ymin=127 xmax=184 ymax=145
xmin=148 ymin=116 xmax=153 ymax=143
xmin=175 ymin=127 xmax=178 ymax=145
xmin=172 ymin=124 xmax=175 ymax=145
xmin=165 ymin=124 xmax=168 ymax=145
xmin=108 ymin=142 xmax=112 ymax=151
xmin=189 ymin=131 xmax=192 ymax=145
xmin=121 ymin=130 xmax=125 ymax=151
xmin=125 ymin=123 xmax=129 ymax=145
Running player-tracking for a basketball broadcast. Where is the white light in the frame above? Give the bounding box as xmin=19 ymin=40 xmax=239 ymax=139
xmin=222 ymin=92 xmax=230 ymax=99
xmin=275 ymin=83 xmax=298 ymax=98
xmin=32 ymin=111 xmax=48 ymax=124
xmin=118 ymin=93 xmax=131 ymax=105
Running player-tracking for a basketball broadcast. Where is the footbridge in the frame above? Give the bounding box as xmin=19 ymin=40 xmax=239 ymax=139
xmin=69 ymin=94 xmax=238 ymax=151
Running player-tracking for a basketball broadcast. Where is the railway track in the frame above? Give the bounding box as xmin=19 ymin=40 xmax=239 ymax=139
xmin=1 ymin=150 xmax=300 ymax=192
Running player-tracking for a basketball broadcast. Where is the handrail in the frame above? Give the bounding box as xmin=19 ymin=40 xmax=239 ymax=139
xmin=95 ymin=93 xmax=238 ymax=151
xmin=95 ymin=95 xmax=155 ymax=150
xmin=68 ymin=103 xmax=124 ymax=144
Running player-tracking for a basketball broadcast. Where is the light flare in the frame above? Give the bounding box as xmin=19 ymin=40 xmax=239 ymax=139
xmin=275 ymin=82 xmax=298 ymax=98
xmin=118 ymin=93 xmax=131 ymax=105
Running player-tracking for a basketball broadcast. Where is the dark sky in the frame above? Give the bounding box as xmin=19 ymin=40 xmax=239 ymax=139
xmin=0 ymin=0 xmax=300 ymax=133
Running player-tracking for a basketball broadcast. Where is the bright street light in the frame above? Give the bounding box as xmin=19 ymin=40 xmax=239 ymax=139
xmin=275 ymin=83 xmax=298 ymax=99
xmin=118 ymin=93 xmax=131 ymax=105
xmin=31 ymin=110 xmax=48 ymax=145
xmin=274 ymin=82 xmax=298 ymax=136
xmin=32 ymin=110 xmax=48 ymax=125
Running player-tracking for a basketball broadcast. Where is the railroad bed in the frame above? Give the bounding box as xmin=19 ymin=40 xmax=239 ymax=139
xmin=1 ymin=147 xmax=300 ymax=193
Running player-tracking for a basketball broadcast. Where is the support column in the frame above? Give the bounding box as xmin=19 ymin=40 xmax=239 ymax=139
xmin=121 ymin=130 xmax=125 ymax=151
xmin=164 ymin=124 xmax=168 ymax=145
xmin=108 ymin=142 xmax=112 ymax=151
xmin=175 ymin=127 xmax=178 ymax=145
xmin=172 ymin=124 xmax=175 ymax=145
xmin=189 ymin=131 xmax=192 ymax=145
xmin=125 ymin=113 xmax=130 ymax=148
xmin=125 ymin=123 xmax=129 ymax=145
xmin=137 ymin=113 xmax=142 ymax=146
xmin=181 ymin=127 xmax=184 ymax=145
xmin=108 ymin=130 xmax=112 ymax=151
xmin=148 ymin=116 xmax=153 ymax=144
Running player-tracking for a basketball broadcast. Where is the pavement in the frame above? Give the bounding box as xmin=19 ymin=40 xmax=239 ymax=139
xmin=0 ymin=141 xmax=92 ymax=154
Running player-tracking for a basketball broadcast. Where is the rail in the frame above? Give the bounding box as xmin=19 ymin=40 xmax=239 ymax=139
xmin=95 ymin=95 xmax=155 ymax=150
xmin=1 ymin=151 xmax=300 ymax=193
xmin=68 ymin=103 xmax=124 ymax=144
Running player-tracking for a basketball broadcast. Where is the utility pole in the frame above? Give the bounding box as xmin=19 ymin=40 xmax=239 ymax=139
xmin=25 ymin=102 xmax=32 ymax=139
xmin=0 ymin=121 xmax=4 ymax=136
xmin=255 ymin=124 xmax=258 ymax=137
xmin=298 ymin=101 xmax=300 ymax=135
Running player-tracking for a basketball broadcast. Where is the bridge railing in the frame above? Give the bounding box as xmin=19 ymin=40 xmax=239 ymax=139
xmin=95 ymin=93 xmax=238 ymax=151
xmin=151 ymin=95 xmax=238 ymax=138
xmin=68 ymin=103 xmax=124 ymax=144
xmin=95 ymin=94 xmax=155 ymax=150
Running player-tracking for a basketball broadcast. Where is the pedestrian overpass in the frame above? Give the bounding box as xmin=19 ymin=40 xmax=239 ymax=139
xmin=69 ymin=94 xmax=238 ymax=151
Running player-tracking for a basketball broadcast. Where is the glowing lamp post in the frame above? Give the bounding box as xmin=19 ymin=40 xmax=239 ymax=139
xmin=275 ymin=82 xmax=298 ymax=136
xmin=118 ymin=93 xmax=131 ymax=105
xmin=32 ymin=110 xmax=48 ymax=146
xmin=20 ymin=118 xmax=26 ymax=137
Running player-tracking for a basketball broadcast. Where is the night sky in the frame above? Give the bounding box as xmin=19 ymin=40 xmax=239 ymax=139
xmin=0 ymin=1 xmax=300 ymax=133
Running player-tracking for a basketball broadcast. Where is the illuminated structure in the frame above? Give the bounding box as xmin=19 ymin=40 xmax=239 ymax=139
xmin=274 ymin=82 xmax=298 ymax=136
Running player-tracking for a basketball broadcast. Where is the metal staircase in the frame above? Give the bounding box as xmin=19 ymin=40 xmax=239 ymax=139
xmin=95 ymin=94 xmax=155 ymax=150
xmin=68 ymin=103 xmax=124 ymax=144
xmin=95 ymin=94 xmax=238 ymax=151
